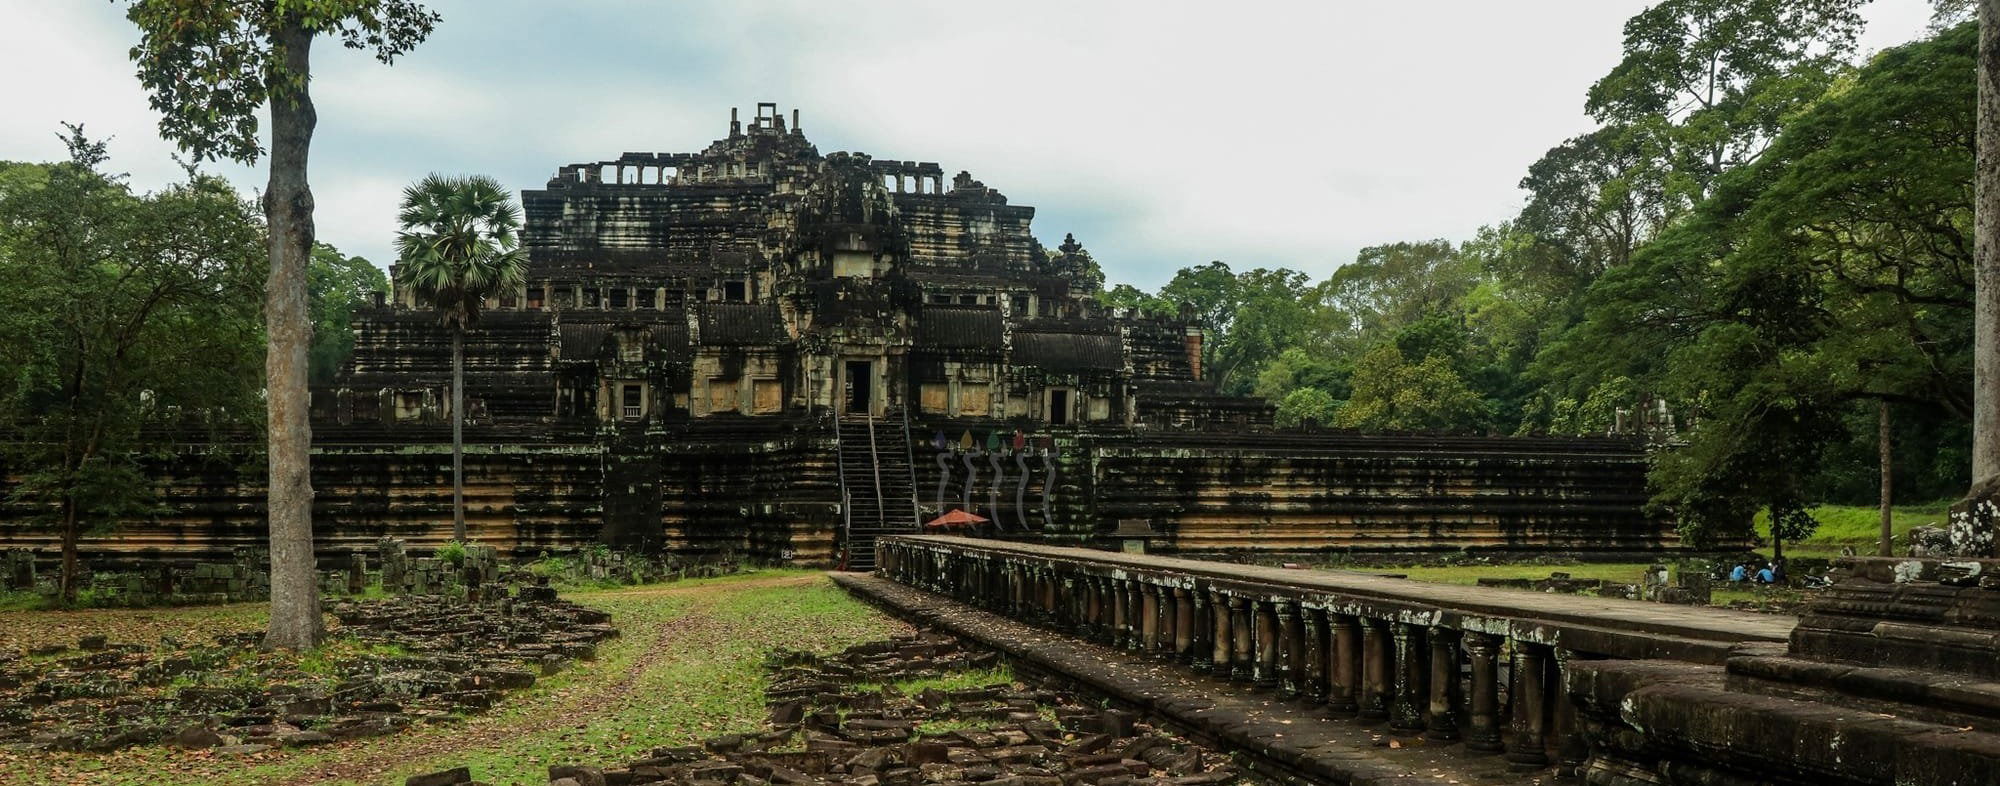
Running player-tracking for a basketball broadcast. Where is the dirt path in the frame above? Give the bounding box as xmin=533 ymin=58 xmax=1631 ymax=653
xmin=289 ymin=573 xmax=823 ymax=785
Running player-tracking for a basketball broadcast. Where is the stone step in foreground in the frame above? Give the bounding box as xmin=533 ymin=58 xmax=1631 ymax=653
xmin=832 ymin=572 xmax=1536 ymax=786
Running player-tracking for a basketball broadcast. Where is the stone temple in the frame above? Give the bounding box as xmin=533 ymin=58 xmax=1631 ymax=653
xmin=0 ymin=103 xmax=1678 ymax=568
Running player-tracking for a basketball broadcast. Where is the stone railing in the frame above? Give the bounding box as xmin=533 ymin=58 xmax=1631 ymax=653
xmin=876 ymin=535 xmax=1791 ymax=777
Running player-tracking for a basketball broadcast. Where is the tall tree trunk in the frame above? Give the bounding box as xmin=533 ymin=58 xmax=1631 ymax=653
xmin=262 ymin=21 xmax=324 ymax=650
xmin=1976 ymin=0 xmax=2000 ymax=487
xmin=452 ymin=325 xmax=465 ymax=542
xmin=58 ymin=492 xmax=79 ymax=606
xmin=1879 ymin=400 xmax=1894 ymax=557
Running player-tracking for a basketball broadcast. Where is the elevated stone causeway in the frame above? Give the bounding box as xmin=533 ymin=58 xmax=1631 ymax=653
xmin=865 ymin=536 xmax=1795 ymax=782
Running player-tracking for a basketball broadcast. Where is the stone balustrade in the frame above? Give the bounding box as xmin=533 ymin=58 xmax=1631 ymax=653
xmin=876 ymin=535 xmax=1791 ymax=777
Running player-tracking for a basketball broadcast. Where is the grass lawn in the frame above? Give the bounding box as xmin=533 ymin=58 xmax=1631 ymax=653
xmin=1358 ymin=502 xmax=1956 ymax=607
xmin=1750 ymin=500 xmax=1954 ymax=559
xmin=0 ymin=569 xmax=909 ymax=786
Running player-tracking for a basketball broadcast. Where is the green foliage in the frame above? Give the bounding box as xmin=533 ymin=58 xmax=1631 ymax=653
xmin=1584 ymin=0 xmax=1865 ymax=205
xmin=1212 ymin=268 xmax=1314 ymax=393
xmin=1321 ymin=240 xmax=1480 ymax=343
xmin=0 ymin=139 xmax=266 ymax=597
xmin=1551 ymin=24 xmax=1978 ymax=544
xmin=1273 ymin=387 xmax=1340 ymax=429
xmin=434 ymin=540 xmax=467 ymax=567
xmin=308 ymin=243 xmax=386 ymax=383
xmin=395 ymin=174 xmax=527 ymax=329
xmin=1334 ymin=344 xmax=1487 ymax=433
xmin=1252 ymin=347 xmax=1350 ymax=403
xmin=1095 ymin=283 xmax=1170 ymax=316
xmin=125 ymin=0 xmax=441 ymax=165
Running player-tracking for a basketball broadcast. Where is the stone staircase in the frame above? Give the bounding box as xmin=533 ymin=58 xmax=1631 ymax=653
xmin=837 ymin=410 xmax=920 ymax=571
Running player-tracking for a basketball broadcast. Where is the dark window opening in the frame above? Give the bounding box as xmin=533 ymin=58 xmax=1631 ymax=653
xmin=1011 ymin=294 xmax=1030 ymax=314
xmin=499 ymin=290 xmax=517 ymax=309
xmin=622 ymin=384 xmax=642 ymax=420
xmin=1048 ymin=389 xmax=1070 ymax=426
xmin=931 ymin=293 xmax=952 ymax=305
xmin=527 ymin=287 xmax=545 ymax=310
xmin=609 ymin=288 xmax=629 ymax=309
xmin=724 ymin=280 xmax=747 ymax=303
xmin=638 ymin=289 xmax=656 ymax=309
xmin=958 ymin=294 xmax=979 ymax=305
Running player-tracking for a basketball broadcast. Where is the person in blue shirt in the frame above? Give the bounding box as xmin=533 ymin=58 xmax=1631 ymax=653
xmin=1729 ymin=564 xmax=1747 ymax=583
xmin=1756 ymin=565 xmax=1776 ymax=584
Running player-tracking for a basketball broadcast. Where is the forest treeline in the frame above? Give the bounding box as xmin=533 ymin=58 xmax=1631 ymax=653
xmin=1100 ymin=2 xmax=1977 ymax=545
xmin=0 ymin=132 xmax=384 ymax=598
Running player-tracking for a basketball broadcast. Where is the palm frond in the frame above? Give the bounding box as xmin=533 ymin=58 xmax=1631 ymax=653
xmin=394 ymin=173 xmax=528 ymax=328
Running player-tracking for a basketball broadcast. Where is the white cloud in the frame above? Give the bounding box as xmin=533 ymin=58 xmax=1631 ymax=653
xmin=0 ymin=0 xmax=1943 ymax=286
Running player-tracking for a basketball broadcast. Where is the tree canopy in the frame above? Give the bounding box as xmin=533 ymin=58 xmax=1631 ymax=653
xmin=0 ymin=135 xmax=267 ymax=600
xmin=1103 ymin=12 xmax=1978 ymax=547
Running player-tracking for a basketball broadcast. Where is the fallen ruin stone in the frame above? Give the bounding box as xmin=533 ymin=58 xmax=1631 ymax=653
xmin=429 ymin=631 xmax=1241 ymax=786
xmin=0 ymin=585 xmax=617 ymax=754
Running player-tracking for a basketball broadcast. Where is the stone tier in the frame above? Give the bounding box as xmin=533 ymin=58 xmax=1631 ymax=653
xmin=1567 ymin=557 xmax=2000 ymax=785
xmin=1788 ymin=557 xmax=2000 ymax=680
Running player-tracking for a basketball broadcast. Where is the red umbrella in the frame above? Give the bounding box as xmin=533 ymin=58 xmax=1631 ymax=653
xmin=925 ymin=509 xmax=988 ymax=530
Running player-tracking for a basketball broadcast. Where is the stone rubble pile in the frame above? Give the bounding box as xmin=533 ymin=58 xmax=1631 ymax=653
xmin=2 ymin=546 xmax=272 ymax=606
xmin=409 ymin=632 xmax=1242 ymax=786
xmin=0 ymin=581 xmax=615 ymax=755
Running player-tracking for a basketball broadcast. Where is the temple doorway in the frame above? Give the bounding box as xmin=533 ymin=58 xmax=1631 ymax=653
xmin=844 ymin=360 xmax=874 ymax=416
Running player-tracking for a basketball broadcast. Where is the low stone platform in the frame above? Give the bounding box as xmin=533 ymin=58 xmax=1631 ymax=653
xmin=834 ymin=573 xmax=1538 ymax=785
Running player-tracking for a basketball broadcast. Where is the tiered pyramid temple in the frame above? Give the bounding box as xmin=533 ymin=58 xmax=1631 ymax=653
xmin=2 ymin=103 xmax=1680 ymax=568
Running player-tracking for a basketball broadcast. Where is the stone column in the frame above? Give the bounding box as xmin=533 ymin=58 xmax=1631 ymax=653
xmin=1427 ymin=628 xmax=1462 ymax=741
xmin=1008 ymin=560 xmax=1024 ymax=616
xmin=1358 ymin=618 xmax=1390 ymax=721
xmin=1302 ymin=608 xmax=1328 ymax=704
xmin=1328 ymin=613 xmax=1360 ymax=714
xmin=1111 ymin=579 xmax=1130 ymax=648
xmin=1080 ymin=578 xmax=1099 ymax=638
xmin=1046 ymin=570 xmax=1061 ymax=621
xmin=1139 ymin=582 xmax=1159 ymax=653
xmin=1173 ymin=587 xmax=1195 ymax=661
xmin=1390 ymin=622 xmax=1429 ymax=732
xmin=1253 ymin=600 xmax=1280 ymax=690
xmin=1230 ymin=597 xmax=1254 ymax=682
xmin=1553 ymin=649 xmax=1588 ymax=779
xmin=1153 ymin=584 xmax=1174 ymax=656
xmin=1464 ymin=632 xmax=1503 ymax=752
xmin=1097 ymin=578 xmax=1117 ymax=643
xmin=1277 ymin=601 xmax=1304 ymax=698
xmin=1190 ymin=589 xmax=1213 ymax=670
xmin=1104 ymin=572 xmax=1120 ymax=640
xmin=1128 ymin=580 xmax=1144 ymax=648
xmin=1210 ymin=590 xmax=1233 ymax=675
xmin=1508 ymin=642 xmax=1551 ymax=770
xmin=1066 ymin=576 xmax=1086 ymax=633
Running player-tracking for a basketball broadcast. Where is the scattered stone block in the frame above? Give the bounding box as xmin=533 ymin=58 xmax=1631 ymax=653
xmin=406 ymin=766 xmax=473 ymax=786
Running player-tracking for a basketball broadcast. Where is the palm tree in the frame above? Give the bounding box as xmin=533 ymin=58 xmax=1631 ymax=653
xmin=395 ymin=174 xmax=526 ymax=543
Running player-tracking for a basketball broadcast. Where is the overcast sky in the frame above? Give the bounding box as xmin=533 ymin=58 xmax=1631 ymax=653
xmin=0 ymin=1 xmax=1939 ymax=290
